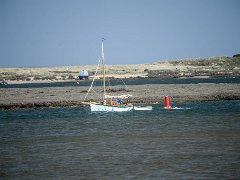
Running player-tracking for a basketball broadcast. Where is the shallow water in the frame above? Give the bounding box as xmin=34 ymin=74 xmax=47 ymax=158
xmin=1 ymin=77 xmax=240 ymax=88
xmin=0 ymin=101 xmax=240 ymax=179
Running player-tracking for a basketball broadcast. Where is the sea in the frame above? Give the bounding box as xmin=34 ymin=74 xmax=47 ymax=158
xmin=0 ymin=77 xmax=240 ymax=179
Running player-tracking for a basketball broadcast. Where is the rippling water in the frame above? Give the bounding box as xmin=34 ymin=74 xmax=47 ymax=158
xmin=0 ymin=101 xmax=240 ymax=179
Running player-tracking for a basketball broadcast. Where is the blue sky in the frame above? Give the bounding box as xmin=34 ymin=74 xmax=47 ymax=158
xmin=0 ymin=0 xmax=240 ymax=68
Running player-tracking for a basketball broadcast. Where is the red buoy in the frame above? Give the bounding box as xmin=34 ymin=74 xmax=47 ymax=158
xmin=165 ymin=96 xmax=171 ymax=109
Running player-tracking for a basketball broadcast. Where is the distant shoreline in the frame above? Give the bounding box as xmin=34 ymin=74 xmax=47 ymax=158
xmin=1 ymin=56 xmax=240 ymax=85
xmin=1 ymin=57 xmax=239 ymax=109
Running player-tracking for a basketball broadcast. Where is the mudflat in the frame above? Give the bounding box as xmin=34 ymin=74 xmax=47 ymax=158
xmin=0 ymin=83 xmax=240 ymax=109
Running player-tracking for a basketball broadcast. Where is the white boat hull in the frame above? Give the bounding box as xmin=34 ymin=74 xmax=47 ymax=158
xmin=90 ymin=104 xmax=133 ymax=112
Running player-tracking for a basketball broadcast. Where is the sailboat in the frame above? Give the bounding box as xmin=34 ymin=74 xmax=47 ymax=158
xmin=85 ymin=39 xmax=134 ymax=112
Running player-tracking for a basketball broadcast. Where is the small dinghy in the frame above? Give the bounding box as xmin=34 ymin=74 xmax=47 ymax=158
xmin=134 ymin=106 xmax=153 ymax=111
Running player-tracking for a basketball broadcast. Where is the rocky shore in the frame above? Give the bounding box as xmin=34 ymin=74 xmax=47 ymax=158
xmin=0 ymin=83 xmax=240 ymax=110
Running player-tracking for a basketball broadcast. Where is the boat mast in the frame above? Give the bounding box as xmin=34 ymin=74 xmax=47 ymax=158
xmin=102 ymin=38 xmax=106 ymax=102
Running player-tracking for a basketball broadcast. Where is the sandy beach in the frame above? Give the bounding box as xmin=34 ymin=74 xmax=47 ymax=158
xmin=1 ymin=83 xmax=239 ymax=109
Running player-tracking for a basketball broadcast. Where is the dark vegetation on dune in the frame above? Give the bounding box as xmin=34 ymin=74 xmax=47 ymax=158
xmin=147 ymin=56 xmax=240 ymax=78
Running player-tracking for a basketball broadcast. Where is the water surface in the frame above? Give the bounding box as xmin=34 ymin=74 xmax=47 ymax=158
xmin=0 ymin=101 xmax=240 ymax=179
xmin=1 ymin=77 xmax=240 ymax=88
